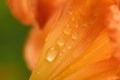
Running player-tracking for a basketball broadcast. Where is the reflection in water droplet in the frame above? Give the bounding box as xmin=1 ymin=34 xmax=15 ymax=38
xmin=57 ymin=37 xmax=65 ymax=47
xmin=72 ymin=32 xmax=79 ymax=40
xmin=46 ymin=47 xmax=58 ymax=62
xmin=64 ymin=25 xmax=72 ymax=35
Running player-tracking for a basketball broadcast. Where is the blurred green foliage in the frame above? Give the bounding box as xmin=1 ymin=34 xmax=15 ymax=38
xmin=0 ymin=0 xmax=31 ymax=80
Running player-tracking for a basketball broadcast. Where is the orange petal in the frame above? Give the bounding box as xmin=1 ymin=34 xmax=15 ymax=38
xmin=24 ymin=26 xmax=42 ymax=70
xmin=24 ymin=8 xmax=63 ymax=70
xmin=106 ymin=5 xmax=120 ymax=60
xmin=8 ymin=0 xmax=120 ymax=79
xmin=30 ymin=0 xmax=119 ymax=80
xmin=32 ymin=0 xmax=67 ymax=27
xmin=8 ymin=0 xmax=67 ymax=27
xmin=7 ymin=0 xmax=34 ymax=25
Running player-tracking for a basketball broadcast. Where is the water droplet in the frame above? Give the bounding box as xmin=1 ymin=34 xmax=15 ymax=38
xmin=72 ymin=32 xmax=79 ymax=40
xmin=64 ymin=25 xmax=72 ymax=35
xmin=57 ymin=37 xmax=65 ymax=47
xmin=66 ymin=43 xmax=73 ymax=49
xmin=46 ymin=47 xmax=58 ymax=62
xmin=82 ymin=23 xmax=88 ymax=28
xmin=67 ymin=45 xmax=72 ymax=49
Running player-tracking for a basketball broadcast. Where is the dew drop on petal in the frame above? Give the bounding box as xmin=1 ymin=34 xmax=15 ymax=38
xmin=57 ymin=37 xmax=65 ymax=47
xmin=64 ymin=25 xmax=72 ymax=35
xmin=82 ymin=22 xmax=88 ymax=28
xmin=66 ymin=42 xmax=73 ymax=49
xmin=46 ymin=47 xmax=58 ymax=62
xmin=72 ymin=32 xmax=79 ymax=40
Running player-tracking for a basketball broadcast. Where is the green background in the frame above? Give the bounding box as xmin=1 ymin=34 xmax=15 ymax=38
xmin=0 ymin=0 xmax=31 ymax=80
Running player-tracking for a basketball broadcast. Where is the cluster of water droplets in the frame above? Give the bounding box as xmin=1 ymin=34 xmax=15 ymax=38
xmin=45 ymin=10 xmax=88 ymax=62
xmin=46 ymin=23 xmax=80 ymax=62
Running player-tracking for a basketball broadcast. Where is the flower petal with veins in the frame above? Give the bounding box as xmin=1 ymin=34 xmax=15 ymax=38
xmin=8 ymin=0 xmax=120 ymax=79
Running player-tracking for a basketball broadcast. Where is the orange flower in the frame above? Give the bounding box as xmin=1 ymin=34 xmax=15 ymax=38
xmin=8 ymin=0 xmax=120 ymax=79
